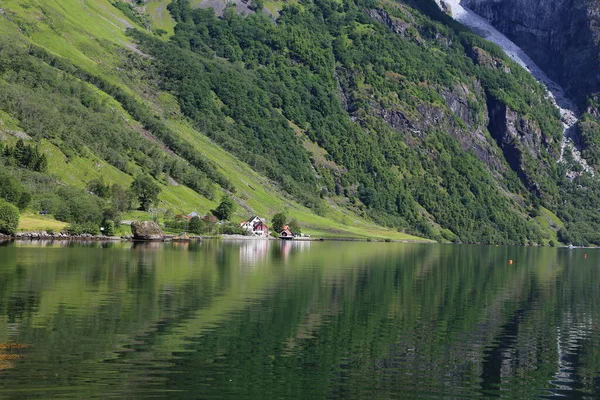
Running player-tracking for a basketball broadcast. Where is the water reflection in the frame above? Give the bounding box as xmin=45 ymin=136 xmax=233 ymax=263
xmin=0 ymin=242 xmax=598 ymax=398
xmin=278 ymin=239 xmax=312 ymax=261
xmin=239 ymin=240 xmax=269 ymax=266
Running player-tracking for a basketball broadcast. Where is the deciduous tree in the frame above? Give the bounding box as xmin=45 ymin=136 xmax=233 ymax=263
xmin=211 ymin=195 xmax=236 ymax=221
xmin=131 ymin=175 xmax=161 ymax=211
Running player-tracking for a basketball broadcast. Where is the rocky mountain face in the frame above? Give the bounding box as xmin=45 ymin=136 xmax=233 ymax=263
xmin=372 ymin=7 xmax=557 ymax=196
xmin=464 ymin=0 xmax=600 ymax=109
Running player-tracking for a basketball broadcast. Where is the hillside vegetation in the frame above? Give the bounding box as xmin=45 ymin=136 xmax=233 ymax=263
xmin=0 ymin=0 xmax=598 ymax=244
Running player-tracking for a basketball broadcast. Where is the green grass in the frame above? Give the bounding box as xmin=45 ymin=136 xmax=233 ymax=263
xmin=42 ymin=140 xmax=134 ymax=189
xmin=145 ymin=1 xmax=176 ymax=36
xmin=0 ymin=1 xmax=135 ymax=72
xmin=535 ymin=207 xmax=564 ymax=244
xmin=18 ymin=214 xmax=68 ymax=232
xmin=43 ymin=139 xmax=214 ymax=215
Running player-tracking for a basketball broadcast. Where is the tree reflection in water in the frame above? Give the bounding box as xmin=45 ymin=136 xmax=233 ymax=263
xmin=0 ymin=242 xmax=597 ymax=398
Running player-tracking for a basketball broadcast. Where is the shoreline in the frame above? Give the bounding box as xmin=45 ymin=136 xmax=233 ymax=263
xmin=1 ymin=231 xmax=432 ymax=243
xmin=0 ymin=233 xmax=586 ymax=246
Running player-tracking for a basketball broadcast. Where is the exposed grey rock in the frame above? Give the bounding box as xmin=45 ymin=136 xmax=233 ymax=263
xmin=11 ymin=231 xmax=121 ymax=240
xmin=131 ymin=220 xmax=164 ymax=240
xmin=463 ymin=0 xmax=600 ymax=110
xmin=437 ymin=0 xmax=593 ymax=175
xmin=371 ymin=8 xmax=508 ymax=173
xmin=368 ymin=9 xmax=411 ymax=37
xmin=192 ymin=0 xmax=254 ymax=17
xmin=487 ymin=96 xmax=546 ymax=195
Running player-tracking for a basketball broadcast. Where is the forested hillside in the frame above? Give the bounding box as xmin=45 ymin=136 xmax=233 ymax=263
xmin=0 ymin=0 xmax=598 ymax=244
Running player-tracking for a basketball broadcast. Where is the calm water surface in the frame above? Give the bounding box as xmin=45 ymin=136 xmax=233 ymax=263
xmin=0 ymin=240 xmax=598 ymax=398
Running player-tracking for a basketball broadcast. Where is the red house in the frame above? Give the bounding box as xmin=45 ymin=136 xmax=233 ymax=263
xmin=279 ymin=225 xmax=294 ymax=240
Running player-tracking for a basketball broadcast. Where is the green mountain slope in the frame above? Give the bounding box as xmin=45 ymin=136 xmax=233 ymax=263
xmin=0 ymin=0 xmax=597 ymax=244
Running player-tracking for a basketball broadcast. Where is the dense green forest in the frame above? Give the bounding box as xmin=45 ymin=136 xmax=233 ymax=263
xmin=0 ymin=0 xmax=599 ymax=244
xmin=127 ymin=0 xmax=566 ymax=244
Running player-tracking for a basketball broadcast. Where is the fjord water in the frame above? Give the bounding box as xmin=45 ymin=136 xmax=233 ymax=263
xmin=0 ymin=241 xmax=598 ymax=399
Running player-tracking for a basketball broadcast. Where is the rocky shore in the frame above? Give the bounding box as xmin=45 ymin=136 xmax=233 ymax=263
xmin=7 ymin=231 xmax=124 ymax=241
xmin=0 ymin=231 xmax=202 ymax=242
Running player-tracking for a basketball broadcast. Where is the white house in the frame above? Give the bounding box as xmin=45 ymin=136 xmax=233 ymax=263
xmin=240 ymin=216 xmax=269 ymax=237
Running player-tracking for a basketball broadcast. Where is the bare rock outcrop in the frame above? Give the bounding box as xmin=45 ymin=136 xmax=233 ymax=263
xmin=131 ymin=221 xmax=164 ymax=240
xmin=464 ymin=0 xmax=600 ymax=110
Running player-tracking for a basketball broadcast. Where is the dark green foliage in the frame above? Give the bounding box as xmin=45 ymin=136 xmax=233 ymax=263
xmin=131 ymin=175 xmax=161 ymax=211
xmin=288 ymin=218 xmax=301 ymax=234
xmin=129 ymin=21 xmax=319 ymax=207
xmin=55 ymin=186 xmax=104 ymax=225
xmin=409 ymin=130 xmax=542 ymax=244
xmin=110 ymin=184 xmax=133 ymax=213
xmin=0 ymin=200 xmax=19 ymax=235
xmin=188 ymin=216 xmax=202 ymax=234
xmin=112 ymin=1 xmax=147 ymax=27
xmin=65 ymin=222 xmax=101 ymax=236
xmin=165 ymin=219 xmax=190 ymax=232
xmin=555 ymin=172 xmax=600 ymax=246
xmin=579 ymin=113 xmax=600 ymax=169
xmin=271 ymin=212 xmax=287 ymax=233
xmin=1 ymin=42 xmax=230 ymax=199
xmin=249 ymin=0 xmax=264 ymax=12
xmin=38 ymin=195 xmax=61 ymax=215
xmin=102 ymin=204 xmax=122 ymax=228
xmin=211 ymin=195 xmax=236 ymax=221
xmin=3 ymin=140 xmax=48 ymax=172
xmin=0 ymin=172 xmax=31 ymax=210
xmin=125 ymin=0 xmax=563 ymax=244
xmin=102 ymin=220 xmax=116 ymax=236
xmin=555 ymin=112 xmax=600 ymax=244
xmin=87 ymin=178 xmax=111 ymax=199
xmin=221 ymin=223 xmax=248 ymax=235
xmin=166 ymin=215 xmax=216 ymax=234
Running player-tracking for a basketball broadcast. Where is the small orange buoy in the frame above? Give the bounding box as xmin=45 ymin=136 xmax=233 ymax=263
xmin=509 ymin=260 xmax=513 ymax=265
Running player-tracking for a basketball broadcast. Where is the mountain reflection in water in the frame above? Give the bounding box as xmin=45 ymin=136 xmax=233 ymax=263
xmin=0 ymin=241 xmax=598 ymax=399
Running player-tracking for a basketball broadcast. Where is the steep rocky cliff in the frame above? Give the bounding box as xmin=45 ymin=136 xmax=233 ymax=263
xmin=370 ymin=7 xmax=559 ymax=198
xmin=464 ymin=0 xmax=600 ymax=109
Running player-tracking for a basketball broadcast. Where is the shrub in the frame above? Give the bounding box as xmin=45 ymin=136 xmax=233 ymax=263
xmin=211 ymin=195 xmax=236 ymax=221
xmin=38 ymin=195 xmax=61 ymax=215
xmin=221 ymin=223 xmax=247 ymax=235
xmin=131 ymin=175 xmax=161 ymax=211
xmin=271 ymin=212 xmax=287 ymax=233
xmin=0 ymin=200 xmax=19 ymax=235
xmin=56 ymin=186 xmax=104 ymax=224
xmin=0 ymin=173 xmax=31 ymax=210
xmin=102 ymin=220 xmax=116 ymax=236
xmin=288 ymin=218 xmax=301 ymax=234
xmin=189 ymin=216 xmax=202 ymax=234
xmin=64 ymin=223 xmax=100 ymax=236
xmin=165 ymin=219 xmax=189 ymax=231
